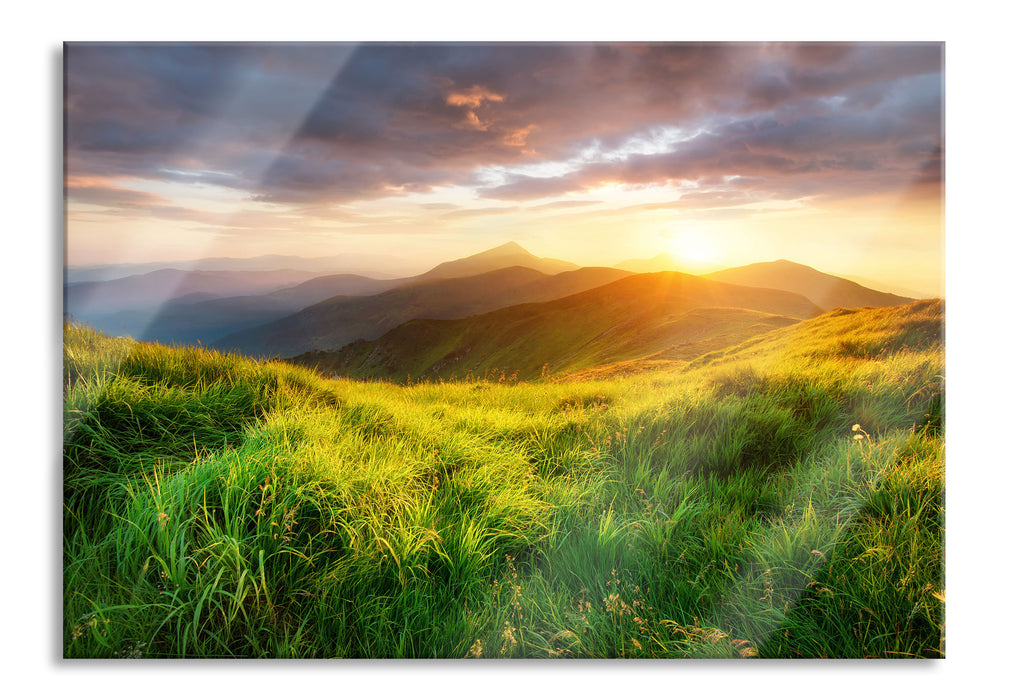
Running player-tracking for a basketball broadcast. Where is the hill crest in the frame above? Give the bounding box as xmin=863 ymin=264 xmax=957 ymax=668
xmin=704 ymin=259 xmax=913 ymax=311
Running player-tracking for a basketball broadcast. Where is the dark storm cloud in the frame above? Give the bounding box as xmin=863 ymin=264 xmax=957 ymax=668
xmin=65 ymin=42 xmax=943 ymax=208
xmin=66 ymin=44 xmax=253 ymax=152
xmin=480 ymin=65 xmax=943 ymax=205
xmin=253 ymin=152 xmax=460 ymax=203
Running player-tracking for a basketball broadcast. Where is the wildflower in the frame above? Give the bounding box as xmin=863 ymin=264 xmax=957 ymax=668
xmin=468 ymin=639 xmax=483 ymax=658
xmin=851 ymin=424 xmax=861 ymax=431
xmin=501 ymin=621 xmax=518 ymax=653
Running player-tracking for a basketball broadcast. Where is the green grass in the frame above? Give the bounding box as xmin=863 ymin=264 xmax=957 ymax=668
xmin=62 ymin=301 xmax=944 ymax=658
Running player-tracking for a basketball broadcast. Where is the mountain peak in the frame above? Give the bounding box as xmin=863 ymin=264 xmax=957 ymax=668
xmin=417 ymin=241 xmax=576 ymax=281
xmin=481 ymin=241 xmax=531 ymax=256
xmin=769 ymin=259 xmax=814 ymax=269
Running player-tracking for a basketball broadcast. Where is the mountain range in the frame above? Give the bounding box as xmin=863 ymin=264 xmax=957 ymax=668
xmin=65 ymin=241 xmax=927 ymax=380
xmin=287 ymin=271 xmax=822 ymax=382
xmin=216 ymin=265 xmax=633 ymax=358
xmin=68 ymin=242 xmax=590 ymax=343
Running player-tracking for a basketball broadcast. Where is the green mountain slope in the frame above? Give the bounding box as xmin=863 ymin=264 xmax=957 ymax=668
xmin=687 ymin=297 xmax=944 ymax=371
xmin=290 ymin=271 xmax=824 ymax=382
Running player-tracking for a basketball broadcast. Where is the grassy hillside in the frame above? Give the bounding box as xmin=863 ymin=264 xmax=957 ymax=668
xmin=289 ymin=271 xmax=821 ymax=382
xmin=297 ymin=306 xmax=800 ymax=383
xmin=217 ymin=266 xmax=632 ymax=358
xmin=63 ymin=299 xmax=943 ymax=658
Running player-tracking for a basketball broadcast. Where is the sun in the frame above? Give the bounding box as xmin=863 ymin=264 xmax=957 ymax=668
xmin=665 ymin=229 xmax=720 ymax=271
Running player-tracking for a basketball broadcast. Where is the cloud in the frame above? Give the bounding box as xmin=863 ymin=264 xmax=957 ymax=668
xmin=478 ymin=72 xmax=943 ymax=206
xmin=417 ymin=202 xmax=462 ymax=211
xmin=439 ymin=206 xmax=518 ymax=220
xmin=65 ymin=42 xmax=943 ymax=213
xmin=478 ymin=174 xmax=579 ymax=201
xmin=527 ymin=199 xmax=603 ymax=211
xmin=445 ymin=85 xmax=505 ymax=131
xmin=502 ymin=125 xmax=535 ymax=149
xmin=65 ymin=178 xmax=171 ymax=208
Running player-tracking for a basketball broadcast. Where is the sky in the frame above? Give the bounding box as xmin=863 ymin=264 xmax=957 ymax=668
xmin=64 ymin=41 xmax=944 ymax=295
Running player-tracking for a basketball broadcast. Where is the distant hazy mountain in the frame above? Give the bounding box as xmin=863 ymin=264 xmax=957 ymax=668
xmin=69 ymin=242 xmax=587 ymax=347
xmin=64 ymin=268 xmax=322 ymax=319
xmin=615 ymin=252 xmax=679 ymax=273
xmin=289 ymin=270 xmax=823 ymax=382
xmin=265 ymin=273 xmax=404 ymax=304
xmin=65 ymin=253 xmax=412 ymax=284
xmin=704 ymin=260 xmax=914 ymax=310
xmin=839 ymin=274 xmax=928 ymax=300
xmin=217 ymin=265 xmax=632 ymax=358
xmin=88 ymin=273 xmax=406 ymax=345
xmin=415 ymin=241 xmax=578 ymax=281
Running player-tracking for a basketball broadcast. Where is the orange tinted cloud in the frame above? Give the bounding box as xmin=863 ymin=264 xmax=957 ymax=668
xmin=65 ymin=175 xmax=116 ymax=188
xmin=447 ymin=85 xmax=505 ymax=131
xmin=502 ymin=125 xmax=535 ymax=149
xmin=446 ymin=86 xmax=504 ymax=109
xmin=66 ymin=176 xmax=172 ymax=208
